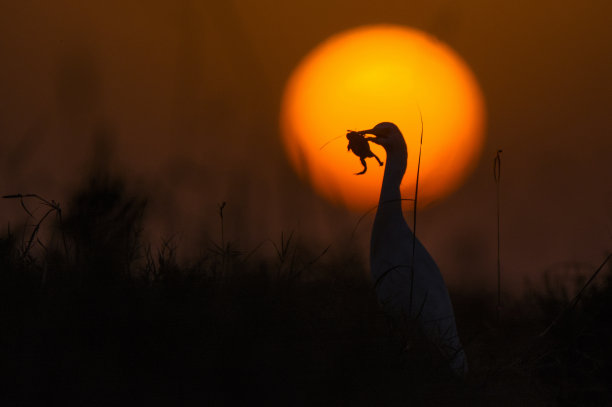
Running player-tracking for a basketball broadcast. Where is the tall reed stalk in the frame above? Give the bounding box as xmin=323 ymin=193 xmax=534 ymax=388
xmin=494 ymin=150 xmax=503 ymax=321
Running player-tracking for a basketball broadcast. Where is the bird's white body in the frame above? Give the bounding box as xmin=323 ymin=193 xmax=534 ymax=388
xmin=364 ymin=122 xmax=467 ymax=375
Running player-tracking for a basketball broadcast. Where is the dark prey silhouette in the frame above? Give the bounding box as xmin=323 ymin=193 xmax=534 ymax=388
xmin=346 ymin=131 xmax=383 ymax=175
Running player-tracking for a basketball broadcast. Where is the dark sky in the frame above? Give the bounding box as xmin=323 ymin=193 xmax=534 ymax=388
xmin=1 ymin=0 xmax=611 ymax=293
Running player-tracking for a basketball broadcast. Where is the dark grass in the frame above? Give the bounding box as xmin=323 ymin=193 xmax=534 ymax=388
xmin=2 ymin=174 xmax=612 ymax=406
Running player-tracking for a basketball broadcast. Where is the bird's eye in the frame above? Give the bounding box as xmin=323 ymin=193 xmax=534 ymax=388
xmin=376 ymin=127 xmax=389 ymax=137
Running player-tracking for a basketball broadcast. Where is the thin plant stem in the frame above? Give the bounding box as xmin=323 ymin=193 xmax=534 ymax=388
xmin=540 ymin=253 xmax=612 ymax=337
xmin=218 ymin=201 xmax=227 ymax=274
xmin=319 ymin=134 xmax=345 ymax=150
xmin=350 ymin=198 xmax=415 ymax=238
xmin=218 ymin=202 xmax=226 ymax=249
xmin=409 ymin=106 xmax=424 ymax=316
xmin=494 ymin=150 xmax=503 ymax=321
xmin=3 ymin=193 xmax=66 ymax=259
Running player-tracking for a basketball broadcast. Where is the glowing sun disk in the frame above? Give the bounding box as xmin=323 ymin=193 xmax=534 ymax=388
xmin=280 ymin=25 xmax=486 ymax=211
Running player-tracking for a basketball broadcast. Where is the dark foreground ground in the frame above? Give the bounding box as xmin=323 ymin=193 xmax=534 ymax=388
xmin=1 ymin=175 xmax=611 ymax=406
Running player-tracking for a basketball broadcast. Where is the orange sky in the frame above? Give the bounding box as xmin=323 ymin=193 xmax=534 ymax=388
xmin=1 ymin=0 xmax=611 ymax=292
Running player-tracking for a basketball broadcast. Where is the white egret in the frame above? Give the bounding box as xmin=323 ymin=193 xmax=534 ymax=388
xmin=359 ymin=122 xmax=467 ymax=376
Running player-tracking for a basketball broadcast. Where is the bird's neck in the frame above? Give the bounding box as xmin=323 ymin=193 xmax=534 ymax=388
xmin=378 ymin=145 xmax=407 ymax=211
xmin=370 ymin=142 xmax=409 ymax=266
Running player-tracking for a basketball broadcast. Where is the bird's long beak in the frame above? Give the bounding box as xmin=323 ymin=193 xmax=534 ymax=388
xmin=357 ymin=128 xmax=383 ymax=145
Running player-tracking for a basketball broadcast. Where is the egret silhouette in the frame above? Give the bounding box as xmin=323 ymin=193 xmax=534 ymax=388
xmin=358 ymin=122 xmax=467 ymax=376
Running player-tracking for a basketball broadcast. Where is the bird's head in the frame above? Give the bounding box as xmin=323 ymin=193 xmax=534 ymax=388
xmin=356 ymin=122 xmax=405 ymax=151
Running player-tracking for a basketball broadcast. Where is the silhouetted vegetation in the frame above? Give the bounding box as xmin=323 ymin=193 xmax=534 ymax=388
xmin=1 ymin=173 xmax=611 ymax=406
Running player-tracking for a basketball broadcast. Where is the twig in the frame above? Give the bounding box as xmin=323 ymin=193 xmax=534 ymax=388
xmin=218 ymin=201 xmax=226 ymax=249
xmin=272 ymin=230 xmax=294 ymax=263
xmin=307 ymin=244 xmax=331 ymax=267
xmin=319 ymin=134 xmax=345 ymax=150
xmin=23 ymin=208 xmax=54 ymax=256
xmin=350 ymin=198 xmax=415 ymax=238
xmin=540 ymin=253 xmax=612 ymax=337
xmin=243 ymin=239 xmax=267 ymax=263
xmin=3 ymin=194 xmax=66 ymax=258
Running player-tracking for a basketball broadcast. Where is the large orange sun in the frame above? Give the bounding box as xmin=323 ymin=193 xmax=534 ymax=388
xmin=280 ymin=25 xmax=486 ymax=211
